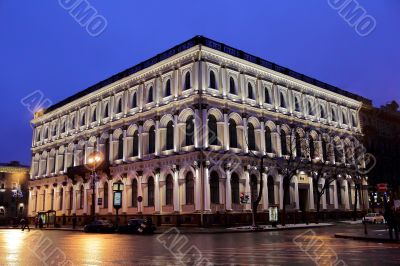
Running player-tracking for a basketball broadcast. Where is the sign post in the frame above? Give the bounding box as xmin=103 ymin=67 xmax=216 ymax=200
xmin=112 ymin=181 xmax=124 ymax=227
xmin=268 ymin=206 xmax=278 ymax=227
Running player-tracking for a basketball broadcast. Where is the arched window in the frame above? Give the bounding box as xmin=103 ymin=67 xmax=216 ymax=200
xmin=132 ymin=131 xmax=139 ymax=157
xmin=250 ymin=175 xmax=258 ymax=202
xmin=80 ymin=113 xmax=86 ymax=126
xmin=210 ymin=171 xmax=220 ymax=204
xmin=147 ymin=86 xmax=153 ymax=103
xmin=185 ymin=116 xmax=194 ymax=146
xmin=166 ymin=121 xmax=174 ymax=150
xmin=116 ymin=98 xmax=122 ymax=114
xmin=185 ymin=172 xmax=194 ymax=204
xmin=334 ymin=141 xmax=342 ymax=163
xmin=281 ymin=130 xmax=288 ymax=156
xmin=280 ymin=92 xmax=286 ymax=108
xmin=268 ymin=176 xmax=274 ymax=204
xmin=80 ymin=185 xmax=84 ymax=209
xmin=131 ymin=92 xmax=137 ymax=108
xmin=103 ymin=182 xmax=108 ymax=208
xmin=296 ymin=132 xmax=302 ymax=158
xmin=248 ymin=123 xmax=256 ymax=151
xmin=69 ymin=189 xmax=73 ymax=210
xmin=308 ymin=101 xmax=314 ymax=115
xmin=208 ymin=115 xmax=218 ymax=146
xmin=131 ymin=179 xmax=138 ymax=207
xmin=320 ymin=105 xmax=326 ymax=119
xmin=248 ymin=83 xmax=254 ymax=100
xmin=92 ymin=109 xmax=97 ymax=122
xmin=148 ymin=177 xmax=154 ymax=206
xmin=209 ymin=71 xmax=217 ymax=89
xmin=265 ymin=87 xmax=271 ymax=104
xmin=148 ymin=126 xmax=156 ymax=154
xmin=104 ymin=103 xmax=109 ymax=118
xmin=117 ymin=134 xmax=124 ymax=160
xmin=332 ymin=109 xmax=337 ymax=122
xmin=342 ymin=112 xmax=348 ymax=124
xmin=61 ymin=122 xmax=65 ymax=133
xmin=231 ymin=173 xmax=240 ymax=204
xmin=294 ymin=97 xmax=301 ymax=112
xmin=229 ymin=77 xmax=236 ymax=94
xmin=229 ymin=119 xmax=238 ymax=148
xmin=322 ymin=139 xmax=328 ymax=161
xmin=345 ymin=143 xmax=353 ymax=164
xmin=309 ymin=135 xmax=315 ymax=159
xmin=59 ymin=187 xmax=63 ymax=210
xmin=184 ymin=72 xmax=191 ymax=90
xmin=165 ymin=79 xmax=171 ymax=97
xmin=265 ymin=126 xmax=273 ymax=153
xmin=165 ymin=175 xmax=173 ymax=205
xmin=70 ymin=118 xmax=75 ymax=130
xmin=351 ymin=114 xmax=357 ymax=127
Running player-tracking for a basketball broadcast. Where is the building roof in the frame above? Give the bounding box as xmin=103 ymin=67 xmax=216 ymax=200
xmin=45 ymin=35 xmax=371 ymax=114
xmin=0 ymin=161 xmax=30 ymax=173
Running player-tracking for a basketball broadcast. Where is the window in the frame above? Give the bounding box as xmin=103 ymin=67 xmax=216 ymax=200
xmin=70 ymin=118 xmax=75 ymax=129
xmin=117 ymin=134 xmax=124 ymax=160
xmin=309 ymin=135 xmax=315 ymax=159
xmin=209 ymin=71 xmax=217 ymax=89
xmin=331 ymin=109 xmax=337 ymax=122
xmin=165 ymin=79 xmax=171 ymax=97
xmin=185 ymin=173 xmax=194 ymax=205
xmin=265 ymin=87 xmax=271 ymax=104
xmin=148 ymin=126 xmax=155 ymax=154
xmin=280 ymin=92 xmax=286 ymax=108
xmin=165 ymin=175 xmax=173 ymax=205
xmin=104 ymin=103 xmax=109 ymax=118
xmin=295 ymin=132 xmax=302 ymax=158
xmin=210 ymin=171 xmax=219 ymax=204
xmin=248 ymin=123 xmax=256 ymax=151
xmin=131 ymin=179 xmax=138 ymax=207
xmin=326 ymin=184 xmax=330 ymax=205
xmin=294 ymin=97 xmax=301 ymax=112
xmin=131 ymin=92 xmax=137 ymax=108
xmin=342 ymin=112 xmax=348 ymax=124
xmin=281 ymin=130 xmax=288 ymax=156
xmin=265 ymin=127 xmax=273 ymax=153
xmin=334 ymin=141 xmax=342 ymax=163
xmin=308 ymin=101 xmax=314 ymax=115
xmin=147 ymin=86 xmax=154 ymax=103
xmin=103 ymin=182 xmax=108 ymax=208
xmin=80 ymin=185 xmax=84 ymax=209
xmin=59 ymin=187 xmax=63 ymax=210
xmin=148 ymin=177 xmax=154 ymax=206
xmin=322 ymin=139 xmax=328 ymax=162
xmin=229 ymin=119 xmax=238 ymax=148
xmin=116 ymin=98 xmax=122 ymax=114
xmin=185 ymin=116 xmax=194 ymax=146
xmin=231 ymin=173 xmax=240 ymax=204
xmin=351 ymin=114 xmax=357 ymax=127
xmin=92 ymin=108 xmax=97 ymax=122
xmin=250 ymin=175 xmax=258 ymax=202
xmin=208 ymin=115 xmax=218 ymax=146
xmin=268 ymin=176 xmax=274 ymax=204
xmin=166 ymin=121 xmax=174 ymax=150
xmin=320 ymin=105 xmax=326 ymax=119
xmin=184 ymin=72 xmax=191 ymax=90
xmin=132 ymin=131 xmax=139 ymax=157
xmin=229 ymin=77 xmax=236 ymax=94
xmin=44 ymin=128 xmax=49 ymax=139
xmin=248 ymin=83 xmax=254 ymax=100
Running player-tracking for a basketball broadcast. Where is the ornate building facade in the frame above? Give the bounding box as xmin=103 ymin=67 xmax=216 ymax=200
xmin=28 ymin=36 xmax=370 ymax=226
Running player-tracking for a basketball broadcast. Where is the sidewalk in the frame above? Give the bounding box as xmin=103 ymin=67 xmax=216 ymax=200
xmin=337 ymin=219 xmax=363 ymax=225
xmin=335 ymin=231 xmax=400 ymax=243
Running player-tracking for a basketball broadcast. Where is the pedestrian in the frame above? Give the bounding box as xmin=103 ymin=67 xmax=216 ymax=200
xmin=38 ymin=216 xmax=44 ymax=230
xmin=384 ymin=200 xmax=399 ymax=241
xmin=72 ymin=214 xmax=77 ymax=230
xmin=21 ymin=218 xmax=30 ymax=232
xmin=34 ymin=216 xmax=38 ymax=229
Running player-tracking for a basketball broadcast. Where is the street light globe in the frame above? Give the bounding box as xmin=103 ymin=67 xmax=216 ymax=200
xmin=87 ymin=151 xmax=104 ymax=171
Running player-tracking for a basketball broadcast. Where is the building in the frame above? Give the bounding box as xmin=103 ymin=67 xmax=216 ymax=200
xmin=0 ymin=161 xmax=29 ymax=225
xmin=28 ymin=36 xmax=370 ymax=226
xmin=360 ymin=101 xmax=400 ymax=209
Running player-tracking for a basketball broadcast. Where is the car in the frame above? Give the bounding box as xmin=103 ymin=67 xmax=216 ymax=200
xmin=363 ymin=213 xmax=385 ymax=224
xmin=118 ymin=218 xmax=156 ymax=234
xmin=84 ymin=220 xmax=115 ymax=233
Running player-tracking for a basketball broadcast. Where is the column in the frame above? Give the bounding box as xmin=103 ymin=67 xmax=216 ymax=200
xmin=109 ymin=133 xmax=114 ymax=163
xmin=262 ymin=171 xmax=268 ymax=210
xmin=72 ymin=186 xmax=77 ymax=214
xmin=260 ymin=121 xmax=266 ymax=155
xmin=108 ymin=181 xmax=113 ymax=214
xmin=344 ymin=181 xmax=350 ymax=210
xmin=244 ymin=168 xmax=251 ymax=211
xmin=202 ymin=106 xmax=208 ymax=148
xmin=138 ymin=122 xmax=143 ymax=159
xmin=137 ymin=176 xmax=143 ymax=213
xmin=83 ymin=185 xmax=88 ymax=214
xmin=155 ymin=172 xmax=160 ymax=213
xmin=279 ymin=176 xmax=284 ymax=210
xmin=294 ymin=179 xmax=300 ymax=210
xmin=173 ymin=113 xmax=179 ymax=152
xmin=95 ymin=182 xmax=100 ymax=214
xmin=173 ymin=166 xmax=180 ymax=212
xmin=242 ymin=115 xmax=248 ymax=153
xmin=333 ymin=180 xmax=339 ymax=209
xmin=225 ymin=165 xmax=232 ymax=211
xmin=203 ymin=161 xmax=211 ymax=211
xmin=223 ymin=111 xmax=229 ymax=150
xmin=122 ymin=179 xmax=128 ymax=214
xmin=194 ymin=107 xmax=200 ymax=148
xmin=309 ymin=178 xmax=314 ymax=210
xmin=221 ymin=67 xmax=227 ymax=97
xmin=155 ymin=118 xmax=161 ymax=156
xmin=122 ymin=127 xmax=127 ymax=161
xmin=194 ymin=162 xmax=201 ymax=211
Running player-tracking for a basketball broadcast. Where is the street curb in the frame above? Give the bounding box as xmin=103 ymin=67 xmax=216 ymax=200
xmin=334 ymin=233 xmax=400 ymax=243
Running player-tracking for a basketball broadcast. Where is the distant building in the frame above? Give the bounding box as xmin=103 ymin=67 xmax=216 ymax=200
xmin=28 ymin=36 xmax=370 ymax=226
xmin=0 ymin=161 xmax=29 ymax=225
xmin=360 ymin=101 xmax=400 ymax=205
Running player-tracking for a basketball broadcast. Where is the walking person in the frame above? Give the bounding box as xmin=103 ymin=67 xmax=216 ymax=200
xmin=38 ymin=216 xmax=44 ymax=230
xmin=21 ymin=218 xmax=30 ymax=232
xmin=384 ymin=200 xmax=399 ymax=241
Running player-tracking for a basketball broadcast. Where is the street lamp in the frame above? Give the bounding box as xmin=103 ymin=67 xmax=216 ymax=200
xmin=112 ymin=180 xmax=124 ymax=227
xmin=87 ymin=151 xmax=104 ymax=222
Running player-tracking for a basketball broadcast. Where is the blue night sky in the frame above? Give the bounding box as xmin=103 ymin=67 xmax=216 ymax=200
xmin=0 ymin=1 xmax=399 ymax=165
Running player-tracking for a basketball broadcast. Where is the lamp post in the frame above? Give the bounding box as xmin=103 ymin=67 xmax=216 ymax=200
xmin=112 ymin=180 xmax=124 ymax=227
xmin=87 ymin=151 xmax=104 ymax=222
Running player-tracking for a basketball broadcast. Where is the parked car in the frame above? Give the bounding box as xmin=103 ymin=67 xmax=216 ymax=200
xmin=363 ymin=213 xmax=385 ymax=224
xmin=118 ymin=218 xmax=156 ymax=234
xmin=84 ymin=220 xmax=115 ymax=233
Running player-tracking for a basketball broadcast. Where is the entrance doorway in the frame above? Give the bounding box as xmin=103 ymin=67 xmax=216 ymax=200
xmin=298 ymin=188 xmax=309 ymax=212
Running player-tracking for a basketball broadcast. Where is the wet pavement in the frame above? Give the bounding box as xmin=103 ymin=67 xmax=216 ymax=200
xmin=0 ymin=224 xmax=399 ymax=265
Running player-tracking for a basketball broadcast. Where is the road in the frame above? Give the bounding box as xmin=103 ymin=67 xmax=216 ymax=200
xmin=0 ymin=224 xmax=399 ymax=265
